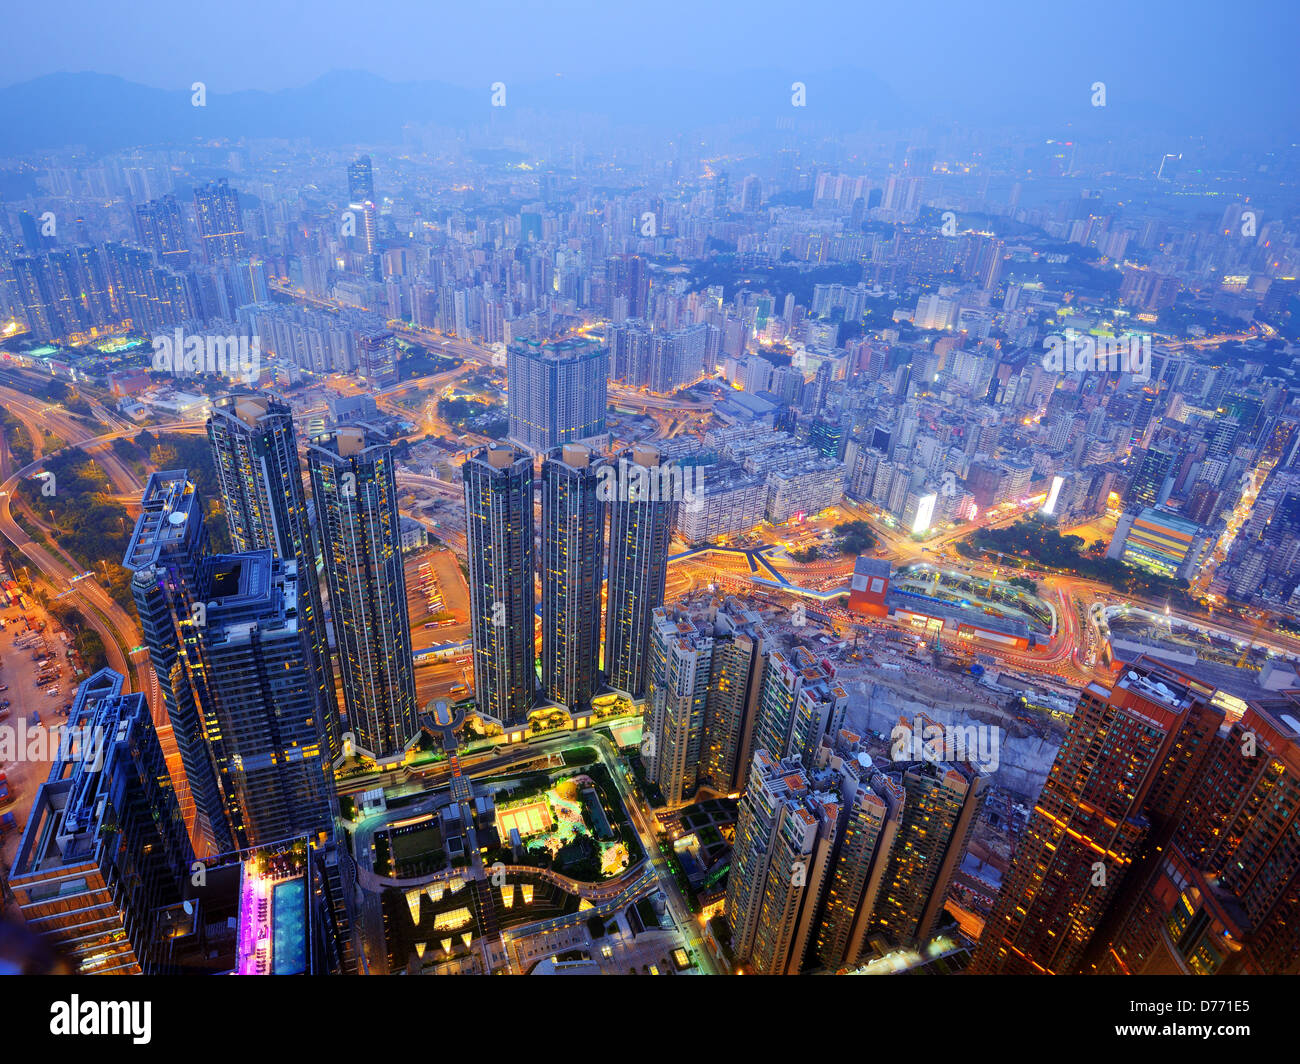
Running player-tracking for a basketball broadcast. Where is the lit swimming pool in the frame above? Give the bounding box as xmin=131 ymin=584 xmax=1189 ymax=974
xmin=271 ymin=879 xmax=307 ymax=975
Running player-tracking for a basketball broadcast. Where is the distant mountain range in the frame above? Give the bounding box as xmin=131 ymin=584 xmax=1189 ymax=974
xmin=0 ymin=71 xmax=470 ymax=152
xmin=0 ymin=67 xmax=934 ymax=154
xmin=0 ymin=68 xmax=1279 ymax=156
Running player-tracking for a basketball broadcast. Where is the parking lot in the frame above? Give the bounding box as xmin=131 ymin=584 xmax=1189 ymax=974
xmin=0 ymin=602 xmax=79 ymax=870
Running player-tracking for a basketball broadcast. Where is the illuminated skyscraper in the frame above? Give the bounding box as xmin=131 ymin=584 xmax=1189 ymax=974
xmin=812 ymin=735 xmax=903 ymax=971
xmin=208 ymin=394 xmax=304 ymax=554
xmin=1125 ymin=447 xmax=1174 ymax=509
xmin=609 ymin=318 xmax=652 ymax=386
xmin=347 ymin=155 xmax=375 ymax=204
xmin=134 ymin=194 xmax=191 ymax=268
xmin=125 ymin=469 xmax=341 ymax=855
xmin=1095 ymin=691 xmax=1300 ymax=975
xmin=640 ymin=600 xmax=772 ymax=806
xmin=463 ymin=444 xmax=536 ymax=728
xmin=8 ymin=669 xmax=194 ymax=975
xmin=605 ymin=253 xmax=650 ymax=319
xmin=10 ymin=255 xmax=56 ymax=339
xmin=725 ymin=750 xmax=839 ymax=974
xmin=540 ymin=444 xmax=605 ymax=713
xmin=725 ymin=730 xmax=956 ymax=974
xmin=306 ymin=427 xmax=418 ymax=758
xmin=357 ymin=329 xmax=399 ymax=387
xmin=976 ymin=657 xmax=1300 ymax=975
xmin=867 ymin=734 xmax=986 ymax=947
xmin=506 ymin=337 xmax=608 ymax=454
xmin=193 ymin=179 xmax=247 ymax=263
xmin=207 ymin=393 xmax=341 ymax=755
xmin=700 ymin=603 xmax=773 ymax=795
xmin=751 ymin=646 xmax=846 ymax=770
xmin=972 ymin=660 xmax=1221 ymax=974
xmin=644 ymin=609 xmax=714 ymax=806
xmin=603 ymin=445 xmax=671 ymax=699
xmin=124 ymin=470 xmax=232 ymax=857
xmin=184 ymin=551 xmax=338 ymax=847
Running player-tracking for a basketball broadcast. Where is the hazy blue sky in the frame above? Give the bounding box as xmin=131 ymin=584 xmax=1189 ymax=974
xmin=6 ymin=0 xmax=1297 ymax=131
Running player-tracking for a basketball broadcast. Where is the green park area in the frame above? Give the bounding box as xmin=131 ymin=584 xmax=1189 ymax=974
xmin=959 ymin=518 xmax=1197 ymax=609
xmin=485 ymin=755 xmax=641 ymax=881
xmin=494 ymin=777 xmax=629 ymax=880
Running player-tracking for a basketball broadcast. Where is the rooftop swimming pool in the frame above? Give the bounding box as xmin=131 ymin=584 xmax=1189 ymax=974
xmin=272 ymin=878 xmax=307 ymax=976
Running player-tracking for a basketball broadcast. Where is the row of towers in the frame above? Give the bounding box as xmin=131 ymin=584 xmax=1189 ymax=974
xmin=464 ymin=441 xmax=673 ymax=728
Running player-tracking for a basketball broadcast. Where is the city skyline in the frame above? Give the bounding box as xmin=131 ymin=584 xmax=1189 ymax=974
xmin=0 ymin=3 xmax=1297 ymax=1021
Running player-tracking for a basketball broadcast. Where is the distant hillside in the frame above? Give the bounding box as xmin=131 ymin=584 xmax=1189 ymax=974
xmin=0 ymin=67 xmax=910 ymax=153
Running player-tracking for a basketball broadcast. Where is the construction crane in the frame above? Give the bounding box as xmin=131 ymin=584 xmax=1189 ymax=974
xmin=1236 ymin=610 xmax=1273 ymax=668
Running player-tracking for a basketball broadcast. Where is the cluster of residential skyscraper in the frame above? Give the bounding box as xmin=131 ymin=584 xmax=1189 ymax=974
xmin=465 ymin=440 xmax=673 ymax=726
xmin=2 ymin=105 xmax=1300 ymax=981
xmin=975 ymin=658 xmax=1300 ymax=975
xmin=8 ymin=142 xmax=1300 ymax=609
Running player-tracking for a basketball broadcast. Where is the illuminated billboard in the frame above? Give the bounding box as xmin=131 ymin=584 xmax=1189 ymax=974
xmin=912 ymin=492 xmax=937 ymax=534
xmin=1041 ymin=474 xmax=1064 ymax=517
